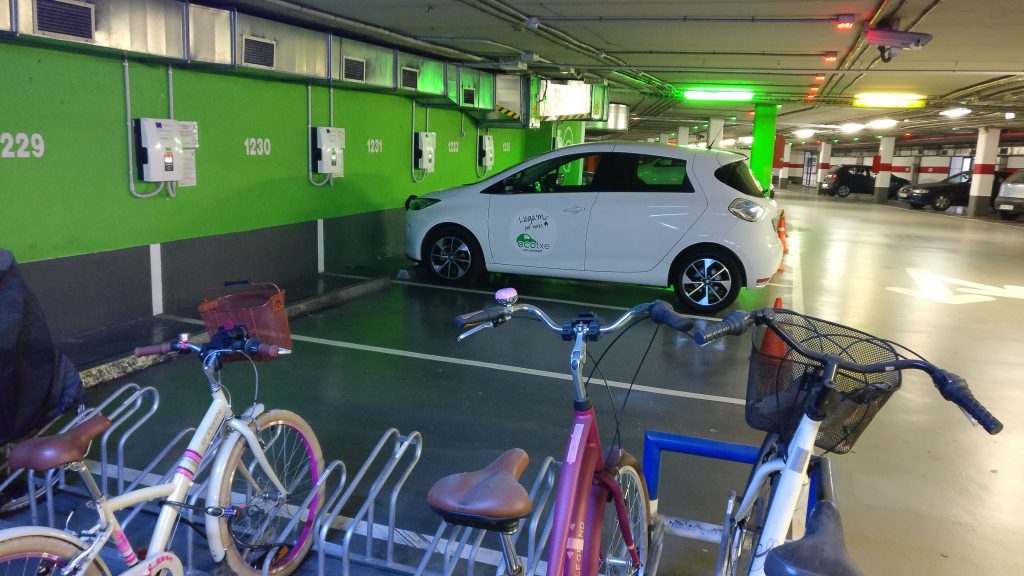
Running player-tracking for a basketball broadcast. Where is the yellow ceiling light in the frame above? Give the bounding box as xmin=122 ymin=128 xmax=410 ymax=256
xmin=852 ymin=93 xmax=927 ymax=108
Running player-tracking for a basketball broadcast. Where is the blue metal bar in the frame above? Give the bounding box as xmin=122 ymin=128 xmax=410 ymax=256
xmin=643 ymin=430 xmax=759 ymax=501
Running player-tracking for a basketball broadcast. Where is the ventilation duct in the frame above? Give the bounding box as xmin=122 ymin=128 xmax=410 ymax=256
xmin=332 ymin=36 xmax=395 ymax=89
xmin=538 ymin=79 xmax=597 ymax=121
xmin=459 ymin=67 xmax=495 ymax=113
xmin=587 ymin=103 xmax=629 ymax=133
xmin=235 ymin=12 xmax=327 ymax=78
xmin=15 ymin=0 xmax=184 ymax=58
xmin=188 ymin=4 xmax=232 ymax=65
xmin=478 ymin=74 xmax=537 ymax=128
xmin=396 ymin=52 xmax=446 ymax=96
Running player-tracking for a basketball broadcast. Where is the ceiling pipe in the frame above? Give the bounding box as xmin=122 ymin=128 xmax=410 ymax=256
xmin=234 ymin=0 xmax=486 ymax=62
xmin=527 ymin=15 xmax=847 ymax=25
xmin=822 ymin=0 xmax=896 ymax=96
xmin=550 ymin=65 xmax=1024 ymax=76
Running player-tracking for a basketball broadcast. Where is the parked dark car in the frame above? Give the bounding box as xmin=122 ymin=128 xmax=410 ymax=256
xmin=818 ymin=164 xmax=909 ymax=198
xmin=994 ymin=170 xmax=1024 ymax=221
xmin=897 ymin=171 xmax=1011 ymax=211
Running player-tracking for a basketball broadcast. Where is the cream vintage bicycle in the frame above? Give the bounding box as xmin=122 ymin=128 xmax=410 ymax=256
xmin=0 ymin=324 xmax=324 ymax=576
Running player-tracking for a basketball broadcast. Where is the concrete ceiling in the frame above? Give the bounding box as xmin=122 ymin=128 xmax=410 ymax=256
xmin=205 ymin=0 xmax=1024 ymax=146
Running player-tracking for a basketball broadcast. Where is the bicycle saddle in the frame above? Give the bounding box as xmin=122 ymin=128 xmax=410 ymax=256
xmin=8 ymin=414 xmax=112 ymax=472
xmin=763 ymin=500 xmax=864 ymax=576
xmin=427 ymin=448 xmax=531 ymax=533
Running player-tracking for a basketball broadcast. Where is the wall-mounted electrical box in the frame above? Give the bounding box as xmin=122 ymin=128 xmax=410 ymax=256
xmin=312 ymin=126 xmax=346 ymax=176
xmin=414 ymin=131 xmax=437 ymax=173
xmin=478 ymin=134 xmax=495 ymax=169
xmin=135 ymin=118 xmax=198 ymax=182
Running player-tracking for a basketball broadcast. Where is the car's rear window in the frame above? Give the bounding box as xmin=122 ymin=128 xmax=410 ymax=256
xmin=1003 ymin=170 xmax=1024 ymax=184
xmin=714 ymin=160 xmax=764 ymax=197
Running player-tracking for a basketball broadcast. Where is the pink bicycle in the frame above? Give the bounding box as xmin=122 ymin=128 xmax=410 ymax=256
xmin=429 ymin=288 xmax=692 ymax=576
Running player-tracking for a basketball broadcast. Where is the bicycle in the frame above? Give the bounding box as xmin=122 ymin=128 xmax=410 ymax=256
xmin=427 ymin=288 xmax=693 ymax=576
xmin=690 ymin=307 xmax=1002 ymax=576
xmin=0 ymin=324 xmax=325 ymax=576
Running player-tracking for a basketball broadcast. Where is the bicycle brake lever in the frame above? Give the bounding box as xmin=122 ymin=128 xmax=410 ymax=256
xmin=457 ymin=322 xmax=494 ymax=342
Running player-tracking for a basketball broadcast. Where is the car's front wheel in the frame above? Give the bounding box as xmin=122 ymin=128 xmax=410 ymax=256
xmin=673 ymin=248 xmax=741 ymax=314
xmin=932 ymin=193 xmax=952 ymax=211
xmin=422 ymin=226 xmax=483 ymax=283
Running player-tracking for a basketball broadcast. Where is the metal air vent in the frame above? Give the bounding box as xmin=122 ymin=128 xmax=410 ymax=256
xmin=401 ymin=67 xmax=419 ymax=90
xmin=343 ymin=56 xmax=366 ymax=83
xmin=243 ymin=36 xmax=276 ymax=69
xmin=35 ymin=0 xmax=94 ymax=41
xmin=463 ymin=87 xmax=476 ymax=107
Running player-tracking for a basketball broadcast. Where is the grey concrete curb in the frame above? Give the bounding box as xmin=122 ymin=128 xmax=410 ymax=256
xmin=79 ymin=276 xmax=392 ymax=388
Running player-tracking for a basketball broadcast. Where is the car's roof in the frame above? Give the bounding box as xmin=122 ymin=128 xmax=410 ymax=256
xmin=553 ymin=141 xmax=746 ymax=164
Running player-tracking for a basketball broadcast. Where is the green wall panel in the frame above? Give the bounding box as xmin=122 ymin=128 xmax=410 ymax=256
xmin=0 ymin=41 xmax=531 ymax=263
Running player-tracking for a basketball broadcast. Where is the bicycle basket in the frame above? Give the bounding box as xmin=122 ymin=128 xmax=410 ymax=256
xmin=745 ymin=310 xmax=902 ymax=454
xmin=197 ymin=282 xmax=291 ymax=361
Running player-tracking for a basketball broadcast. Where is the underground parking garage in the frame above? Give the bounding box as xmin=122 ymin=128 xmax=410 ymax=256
xmin=1 ymin=1 xmax=1022 ymax=575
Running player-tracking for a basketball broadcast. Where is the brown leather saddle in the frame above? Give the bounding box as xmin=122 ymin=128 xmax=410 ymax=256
xmin=8 ymin=414 xmax=111 ymax=472
xmin=427 ymin=448 xmax=532 ymax=534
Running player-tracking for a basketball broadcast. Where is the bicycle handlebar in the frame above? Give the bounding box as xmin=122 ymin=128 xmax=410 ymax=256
xmin=133 ymin=333 xmax=289 ymax=359
xmin=694 ymin=308 xmax=1003 ymax=435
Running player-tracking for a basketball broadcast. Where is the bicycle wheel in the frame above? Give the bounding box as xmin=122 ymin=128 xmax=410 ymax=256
xmin=724 ymin=473 xmax=776 ymax=576
xmin=214 ymin=410 xmax=324 ymax=576
xmin=0 ymin=530 xmax=111 ymax=576
xmin=0 ymin=464 xmax=55 ymax=515
xmin=600 ymin=454 xmax=650 ymax=576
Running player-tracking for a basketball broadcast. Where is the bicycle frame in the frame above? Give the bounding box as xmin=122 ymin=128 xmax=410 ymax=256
xmin=51 ymin=384 xmax=288 ymax=576
xmin=545 ymin=329 xmax=641 ymax=576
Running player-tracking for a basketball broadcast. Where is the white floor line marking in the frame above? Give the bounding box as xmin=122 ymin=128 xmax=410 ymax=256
xmin=290 ymin=333 xmax=744 ymax=406
xmin=766 ymin=282 xmax=794 ymax=288
xmin=323 ymin=272 xmax=374 ymax=280
xmin=789 ymin=231 xmax=805 ymax=313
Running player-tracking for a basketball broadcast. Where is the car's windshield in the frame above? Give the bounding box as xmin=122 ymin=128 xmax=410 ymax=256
xmin=944 ymin=172 xmax=970 ymax=184
xmin=715 ymin=160 xmax=764 ymax=197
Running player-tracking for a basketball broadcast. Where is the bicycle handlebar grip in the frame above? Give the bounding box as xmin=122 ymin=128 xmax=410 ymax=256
xmin=255 ymin=342 xmax=287 ymax=357
xmin=693 ymin=310 xmax=752 ymax=345
xmin=134 ymin=342 xmax=174 ymax=357
xmin=455 ymin=306 xmax=506 ymax=329
xmin=648 ymin=300 xmax=694 ymax=332
xmin=935 ymin=371 xmax=1003 ymax=435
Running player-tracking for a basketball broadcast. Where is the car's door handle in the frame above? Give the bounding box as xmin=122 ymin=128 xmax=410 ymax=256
xmin=563 ymin=206 xmax=585 ymax=214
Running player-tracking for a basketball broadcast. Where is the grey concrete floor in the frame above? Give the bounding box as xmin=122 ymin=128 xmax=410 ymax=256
xmin=6 ymin=188 xmax=1022 ymax=575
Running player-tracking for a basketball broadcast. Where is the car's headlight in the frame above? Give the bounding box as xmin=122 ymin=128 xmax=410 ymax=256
xmin=909 ymin=188 xmax=926 ymax=195
xmin=728 ymin=198 xmax=766 ymax=222
xmin=406 ymin=196 xmax=441 ymax=210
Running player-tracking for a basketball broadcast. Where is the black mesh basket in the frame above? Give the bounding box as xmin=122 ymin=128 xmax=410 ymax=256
xmin=746 ymin=310 xmax=902 ymax=454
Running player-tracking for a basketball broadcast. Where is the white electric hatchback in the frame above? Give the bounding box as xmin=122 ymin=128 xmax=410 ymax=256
xmin=404 ymin=142 xmax=782 ymax=313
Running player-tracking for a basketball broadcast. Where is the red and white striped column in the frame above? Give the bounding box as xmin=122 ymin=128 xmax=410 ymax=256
xmin=919 ymin=156 xmax=951 ymax=183
xmin=777 ymin=142 xmax=792 ymax=188
xmin=968 ymin=127 xmax=1001 ymax=217
xmin=874 ymin=136 xmax=896 ymax=202
xmin=816 ymin=142 xmax=832 ymax=188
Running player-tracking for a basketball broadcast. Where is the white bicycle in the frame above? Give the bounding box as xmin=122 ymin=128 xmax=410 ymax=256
xmin=0 ymin=324 xmax=324 ymax=576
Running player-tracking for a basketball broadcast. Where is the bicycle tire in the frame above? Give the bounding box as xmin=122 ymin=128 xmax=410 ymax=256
xmin=0 ymin=464 xmax=56 ymax=515
xmin=0 ymin=530 xmax=111 ymax=576
xmin=213 ymin=410 xmax=324 ymax=576
xmin=599 ymin=453 xmax=651 ymax=576
xmin=725 ymin=472 xmax=777 ymax=576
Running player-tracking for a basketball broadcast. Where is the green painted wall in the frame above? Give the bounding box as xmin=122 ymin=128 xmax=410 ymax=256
xmin=0 ymin=42 xmax=530 ymax=262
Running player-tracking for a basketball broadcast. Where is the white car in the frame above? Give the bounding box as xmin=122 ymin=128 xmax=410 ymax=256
xmin=404 ymin=142 xmax=783 ymax=313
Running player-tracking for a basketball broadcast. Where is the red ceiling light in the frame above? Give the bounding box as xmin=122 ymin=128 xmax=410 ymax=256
xmin=835 ymin=14 xmax=856 ymax=31
xmin=814 ymin=74 xmax=826 ymax=82
xmin=804 ymin=94 xmax=816 ymax=102
xmin=809 ymin=86 xmax=820 ymax=92
xmin=904 ymin=132 xmax=912 ymax=137
xmin=823 ymin=51 xmax=838 ymax=63
xmin=747 ymin=111 xmax=755 ymax=116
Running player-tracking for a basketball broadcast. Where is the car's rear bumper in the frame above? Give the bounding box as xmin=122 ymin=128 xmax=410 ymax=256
xmin=994 ymin=196 xmax=1024 ymax=215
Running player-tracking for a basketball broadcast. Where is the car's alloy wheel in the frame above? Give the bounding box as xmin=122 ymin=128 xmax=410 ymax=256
xmin=836 ymin=185 xmax=851 ymax=197
xmin=424 ymin=227 xmax=482 ymax=283
xmin=932 ymin=193 xmax=952 ymax=211
xmin=674 ymin=250 xmax=741 ymax=313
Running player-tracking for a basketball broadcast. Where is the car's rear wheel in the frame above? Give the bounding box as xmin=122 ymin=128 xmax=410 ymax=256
xmin=932 ymin=193 xmax=952 ymax=211
xmin=999 ymin=212 xmax=1019 ymax=221
xmin=422 ymin=226 xmax=483 ymax=283
xmin=673 ymin=248 xmax=741 ymax=314
xmin=836 ymin=185 xmax=851 ymax=197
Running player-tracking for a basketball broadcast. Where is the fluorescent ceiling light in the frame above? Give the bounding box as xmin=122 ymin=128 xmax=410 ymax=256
xmin=738 ymin=136 xmax=754 ymax=145
xmin=682 ymin=89 xmax=755 ymax=102
xmin=720 ymin=138 xmax=736 ymax=146
xmin=1006 ymin=112 xmax=1016 ymax=120
xmin=853 ymin=93 xmax=926 ymax=108
xmin=840 ymin=123 xmax=864 ymax=133
xmin=866 ymin=118 xmax=899 ymax=129
xmin=794 ymin=129 xmax=816 ymax=138
xmin=939 ymin=107 xmax=971 ymax=118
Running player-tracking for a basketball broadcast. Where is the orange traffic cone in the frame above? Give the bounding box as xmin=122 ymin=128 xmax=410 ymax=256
xmin=760 ymin=297 xmax=789 ymax=366
xmin=777 ymin=210 xmax=789 ymax=255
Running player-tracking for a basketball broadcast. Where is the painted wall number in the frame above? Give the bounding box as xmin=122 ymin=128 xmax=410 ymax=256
xmin=447 ymin=141 xmax=459 ymax=153
xmin=502 ymin=142 xmax=511 ymax=152
xmin=367 ymin=139 xmax=383 ymax=153
xmin=244 ymin=137 xmax=271 ymax=156
xmin=0 ymin=132 xmax=45 ymax=158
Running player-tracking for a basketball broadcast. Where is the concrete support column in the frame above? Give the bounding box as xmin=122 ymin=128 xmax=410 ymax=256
xmin=968 ymin=127 xmax=1001 ymax=217
xmin=659 ymin=132 xmax=672 ymax=144
xmin=750 ymin=104 xmax=778 ymax=193
xmin=707 ymin=118 xmax=725 ymax=148
xmin=676 ymin=126 xmax=689 ymax=146
xmin=778 ymin=142 xmax=793 ymax=188
xmin=874 ymin=135 xmax=896 ymax=202
xmin=816 ymin=142 xmax=832 ymax=189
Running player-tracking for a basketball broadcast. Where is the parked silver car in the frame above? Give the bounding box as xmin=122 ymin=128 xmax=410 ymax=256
xmin=994 ymin=170 xmax=1024 ymax=221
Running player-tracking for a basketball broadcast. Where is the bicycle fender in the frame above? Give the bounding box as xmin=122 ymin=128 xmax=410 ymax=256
xmin=205 ymin=426 xmax=248 ymax=563
xmin=120 ymin=551 xmax=184 ymax=576
xmin=0 ymin=527 xmax=113 ymax=575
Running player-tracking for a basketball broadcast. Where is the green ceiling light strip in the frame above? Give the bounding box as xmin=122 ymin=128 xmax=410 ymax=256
xmin=681 ymin=88 xmax=755 ymax=102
